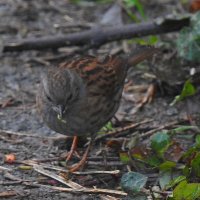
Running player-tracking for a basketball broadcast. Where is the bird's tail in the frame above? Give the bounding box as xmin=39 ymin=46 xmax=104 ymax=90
xmin=127 ymin=45 xmax=159 ymax=66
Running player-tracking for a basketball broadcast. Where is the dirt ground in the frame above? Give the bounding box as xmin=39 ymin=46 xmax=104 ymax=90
xmin=1 ymin=0 xmax=200 ymax=199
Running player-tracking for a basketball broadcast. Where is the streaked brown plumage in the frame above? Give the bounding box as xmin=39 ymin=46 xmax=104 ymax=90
xmin=36 ymin=46 xmax=158 ymax=171
xmin=37 ymin=47 xmax=158 ymax=136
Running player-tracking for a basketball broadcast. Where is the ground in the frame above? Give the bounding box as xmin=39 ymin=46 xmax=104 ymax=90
xmin=0 ymin=0 xmax=200 ymax=199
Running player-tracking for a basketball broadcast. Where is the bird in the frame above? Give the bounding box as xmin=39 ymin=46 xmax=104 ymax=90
xmin=36 ymin=46 xmax=158 ymax=172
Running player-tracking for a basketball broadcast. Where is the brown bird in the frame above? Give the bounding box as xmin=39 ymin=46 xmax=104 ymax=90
xmin=37 ymin=46 xmax=158 ymax=171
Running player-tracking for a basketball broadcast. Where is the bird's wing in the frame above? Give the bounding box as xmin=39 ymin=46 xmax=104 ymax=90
xmin=59 ymin=55 xmax=127 ymax=98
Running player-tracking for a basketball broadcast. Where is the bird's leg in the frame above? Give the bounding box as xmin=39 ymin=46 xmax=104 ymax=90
xmin=68 ymin=137 xmax=93 ymax=172
xmin=66 ymin=136 xmax=78 ymax=162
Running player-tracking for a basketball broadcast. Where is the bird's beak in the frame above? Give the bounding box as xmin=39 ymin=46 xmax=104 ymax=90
xmin=58 ymin=105 xmax=65 ymax=119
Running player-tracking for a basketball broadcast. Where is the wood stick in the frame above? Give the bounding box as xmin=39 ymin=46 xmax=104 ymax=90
xmin=3 ymin=16 xmax=190 ymax=52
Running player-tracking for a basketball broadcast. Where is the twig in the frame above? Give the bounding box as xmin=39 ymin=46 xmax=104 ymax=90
xmin=0 ymin=191 xmax=17 ymax=198
xmin=20 ymin=159 xmax=121 ymax=175
xmin=135 ymin=83 xmax=156 ymax=110
xmin=139 ymin=120 xmax=186 ymax=139
xmin=0 ymin=135 xmax=23 ymax=143
xmin=20 ymin=155 xmax=119 ymax=164
xmin=32 ymin=163 xmax=120 ymax=175
xmin=3 ymin=172 xmax=22 ymax=181
xmin=18 ymin=156 xmax=65 ymax=164
xmin=100 ymin=195 xmax=120 ymax=200
xmin=87 ymin=161 xmax=124 ymax=167
xmin=95 ymin=119 xmax=153 ymax=142
xmin=33 ymin=165 xmax=83 ymax=189
xmin=28 ymin=57 xmax=50 ymax=66
xmin=3 ymin=16 xmax=190 ymax=52
xmin=32 ymin=165 xmax=126 ymax=196
xmin=0 ymin=180 xmax=23 ymax=186
xmin=87 ymin=156 xmax=119 ymax=161
xmin=0 ymin=129 xmax=68 ymax=140
xmin=74 ymin=170 xmax=120 ymax=175
xmin=0 ymin=166 xmax=12 ymax=172
xmin=23 ymin=182 xmax=127 ymax=196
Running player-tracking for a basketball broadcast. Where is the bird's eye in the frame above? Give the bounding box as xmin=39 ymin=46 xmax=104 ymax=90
xmin=46 ymin=95 xmax=52 ymax=102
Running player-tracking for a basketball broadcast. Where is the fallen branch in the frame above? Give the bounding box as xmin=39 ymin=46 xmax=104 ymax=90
xmin=95 ymin=119 xmax=153 ymax=142
xmin=3 ymin=16 xmax=190 ymax=52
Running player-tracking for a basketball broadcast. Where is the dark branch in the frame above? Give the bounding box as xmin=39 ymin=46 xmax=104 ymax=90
xmin=3 ymin=16 xmax=190 ymax=52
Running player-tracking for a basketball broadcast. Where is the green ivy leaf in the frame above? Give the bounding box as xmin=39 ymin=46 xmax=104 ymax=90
xmin=121 ymin=172 xmax=148 ymax=193
xmin=183 ymin=166 xmax=191 ymax=177
xmin=98 ymin=121 xmax=114 ymax=134
xmin=166 ymin=175 xmax=186 ymax=189
xmin=179 ymin=79 xmax=197 ymax=99
xmin=182 ymin=146 xmax=197 ymax=160
xmin=132 ymin=0 xmax=145 ymax=19
xmin=171 ymin=125 xmax=198 ymax=134
xmin=170 ymin=79 xmax=197 ymax=106
xmin=159 ymin=171 xmax=173 ymax=190
xmin=159 ymin=161 xmax=176 ymax=171
xmin=173 ymin=180 xmax=200 ymax=200
xmin=176 ymin=12 xmax=200 ymax=62
xmin=195 ymin=135 xmax=200 ymax=147
xmin=151 ymin=131 xmax=170 ymax=157
xmin=146 ymin=155 xmax=162 ymax=167
xmin=148 ymin=35 xmax=158 ymax=45
xmin=191 ymin=152 xmax=200 ymax=177
xmin=123 ymin=0 xmax=146 ymax=21
xmin=119 ymin=152 xmax=130 ymax=164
